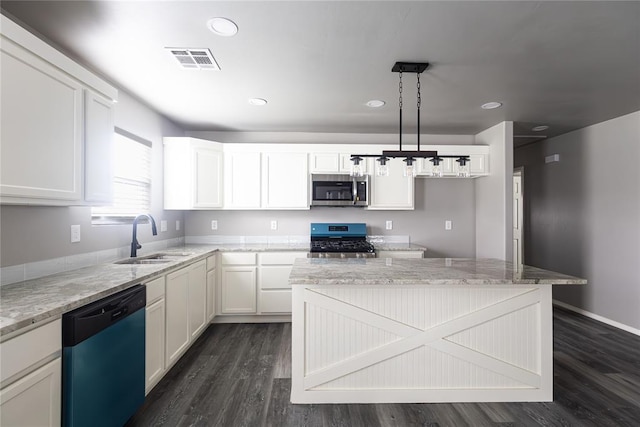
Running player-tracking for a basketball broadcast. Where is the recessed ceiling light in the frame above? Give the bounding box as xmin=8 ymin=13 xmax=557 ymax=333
xmin=207 ymin=17 xmax=238 ymax=37
xmin=481 ymin=101 xmax=502 ymax=110
xmin=532 ymin=125 xmax=549 ymax=132
xmin=248 ymin=98 xmax=267 ymax=106
xmin=366 ymin=100 xmax=385 ymax=108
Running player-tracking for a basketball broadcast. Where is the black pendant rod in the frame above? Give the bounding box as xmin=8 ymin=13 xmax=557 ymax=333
xmin=398 ymin=71 xmax=403 ymax=151
xmin=417 ymin=73 xmax=421 ymax=151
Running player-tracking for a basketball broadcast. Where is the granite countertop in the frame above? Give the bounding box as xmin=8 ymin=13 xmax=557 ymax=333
xmin=289 ymin=257 xmax=587 ymax=286
xmin=0 ymin=243 xmax=310 ymax=336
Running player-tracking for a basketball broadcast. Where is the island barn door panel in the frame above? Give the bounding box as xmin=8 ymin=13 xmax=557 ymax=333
xmin=291 ymin=285 xmax=552 ymax=403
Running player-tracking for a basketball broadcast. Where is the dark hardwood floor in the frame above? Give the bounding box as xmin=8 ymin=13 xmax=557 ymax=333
xmin=126 ymin=307 xmax=640 ymax=426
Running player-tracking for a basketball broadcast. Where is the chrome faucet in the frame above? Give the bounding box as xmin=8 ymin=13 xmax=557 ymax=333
xmin=130 ymin=214 xmax=158 ymax=257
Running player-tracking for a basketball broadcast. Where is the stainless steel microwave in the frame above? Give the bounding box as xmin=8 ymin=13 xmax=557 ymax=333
xmin=310 ymin=174 xmax=369 ymax=207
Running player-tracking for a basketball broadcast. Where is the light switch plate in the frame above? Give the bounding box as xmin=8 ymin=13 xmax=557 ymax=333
xmin=70 ymin=225 xmax=81 ymax=243
xmin=445 ymin=220 xmax=452 ymax=230
xmin=211 ymin=220 xmax=218 ymax=230
xmin=160 ymin=220 xmax=168 ymax=232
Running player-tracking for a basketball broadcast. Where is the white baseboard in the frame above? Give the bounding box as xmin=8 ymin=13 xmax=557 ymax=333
xmin=553 ymin=299 xmax=640 ymax=336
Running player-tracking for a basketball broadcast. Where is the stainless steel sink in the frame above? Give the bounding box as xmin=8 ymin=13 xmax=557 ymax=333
xmin=114 ymin=252 xmax=195 ymax=265
xmin=114 ymin=258 xmax=172 ymax=265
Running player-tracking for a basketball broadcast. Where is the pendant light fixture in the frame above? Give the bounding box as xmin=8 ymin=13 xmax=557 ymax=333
xmin=350 ymin=62 xmax=471 ymax=178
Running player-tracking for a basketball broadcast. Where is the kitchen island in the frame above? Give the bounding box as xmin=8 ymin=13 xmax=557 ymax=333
xmin=290 ymin=258 xmax=586 ymax=404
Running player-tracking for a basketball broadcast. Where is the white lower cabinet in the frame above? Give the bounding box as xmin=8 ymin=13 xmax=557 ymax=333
xmin=206 ymin=255 xmax=217 ymax=322
xmin=0 ymin=358 xmax=61 ymax=427
xmin=188 ymin=260 xmax=207 ymax=339
xmin=258 ymin=252 xmax=307 ymax=314
xmin=220 ymin=252 xmax=257 ymax=314
xmin=165 ymin=267 xmax=190 ymax=366
xmin=165 ymin=260 xmax=207 ymax=367
xmin=0 ymin=319 xmax=61 ymax=427
xmin=144 ymin=276 xmax=165 ymax=395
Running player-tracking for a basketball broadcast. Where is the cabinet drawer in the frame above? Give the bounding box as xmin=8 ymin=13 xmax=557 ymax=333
xmin=259 ymin=252 xmax=307 ymax=265
xmin=259 ymin=290 xmax=292 ymax=314
xmin=145 ymin=276 xmax=165 ymax=304
xmin=206 ymin=255 xmax=217 ymax=271
xmin=221 ymin=252 xmax=256 ymax=265
xmin=1 ymin=320 xmax=61 ymax=383
xmin=259 ymin=266 xmax=293 ymax=290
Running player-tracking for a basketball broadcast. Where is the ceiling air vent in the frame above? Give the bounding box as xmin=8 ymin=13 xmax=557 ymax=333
xmin=166 ymin=48 xmax=220 ymax=70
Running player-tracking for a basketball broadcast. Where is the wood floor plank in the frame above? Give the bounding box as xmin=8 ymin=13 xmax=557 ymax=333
xmin=127 ymin=308 xmax=640 ymax=427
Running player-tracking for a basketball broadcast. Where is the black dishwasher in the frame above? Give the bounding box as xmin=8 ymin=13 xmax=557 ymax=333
xmin=62 ymin=285 xmax=146 ymax=427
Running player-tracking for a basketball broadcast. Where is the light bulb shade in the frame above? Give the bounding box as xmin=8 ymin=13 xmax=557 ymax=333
xmin=377 ymin=164 xmax=389 ymax=176
xmin=403 ymin=157 xmax=417 ymax=177
xmin=431 ymin=164 xmax=443 ymax=178
xmin=350 ymin=156 xmax=364 ymax=177
xmin=456 ymin=157 xmax=470 ymax=177
xmin=376 ymin=157 xmax=389 ymax=177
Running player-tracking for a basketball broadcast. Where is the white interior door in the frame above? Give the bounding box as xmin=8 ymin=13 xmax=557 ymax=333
xmin=513 ymin=171 xmax=524 ymax=265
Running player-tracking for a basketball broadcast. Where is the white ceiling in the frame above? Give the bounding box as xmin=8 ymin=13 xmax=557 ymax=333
xmin=2 ymin=1 xmax=639 ymax=145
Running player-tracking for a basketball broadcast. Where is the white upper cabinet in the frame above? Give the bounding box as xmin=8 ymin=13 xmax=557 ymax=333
xmin=309 ymin=152 xmax=368 ymax=175
xmin=164 ymin=137 xmax=223 ymax=209
xmin=224 ymin=151 xmax=261 ymax=209
xmin=368 ymin=157 xmax=414 ymax=210
xmin=1 ymin=34 xmax=83 ymax=203
xmin=0 ymin=16 xmax=117 ymax=206
xmin=309 ymin=153 xmax=341 ymax=173
xmin=262 ymin=152 xmax=309 ymax=209
xmin=84 ymin=90 xmax=115 ymax=204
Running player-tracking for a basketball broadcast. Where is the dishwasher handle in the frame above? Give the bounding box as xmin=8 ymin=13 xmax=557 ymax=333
xmin=63 ymin=284 xmax=146 ymax=347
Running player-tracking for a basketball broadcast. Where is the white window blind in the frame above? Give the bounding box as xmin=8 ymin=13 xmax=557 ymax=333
xmin=92 ymin=129 xmax=152 ymax=221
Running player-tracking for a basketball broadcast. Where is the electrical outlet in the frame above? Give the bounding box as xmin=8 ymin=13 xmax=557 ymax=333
xmin=70 ymin=225 xmax=81 ymax=243
xmin=211 ymin=220 xmax=218 ymax=230
xmin=271 ymin=220 xmax=278 ymax=230
xmin=160 ymin=220 xmax=167 ymax=232
xmin=176 ymin=220 xmax=181 ymax=231
xmin=445 ymin=220 xmax=452 ymax=230
xmin=385 ymin=220 xmax=393 ymax=230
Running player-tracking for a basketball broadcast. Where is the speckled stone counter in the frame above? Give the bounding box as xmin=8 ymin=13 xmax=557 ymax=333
xmin=0 ymin=243 xmax=309 ymax=336
xmin=289 ymin=257 xmax=586 ymax=286
xmin=290 ymin=258 xmax=586 ymax=404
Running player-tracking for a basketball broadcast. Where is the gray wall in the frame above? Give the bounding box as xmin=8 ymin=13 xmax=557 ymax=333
xmin=514 ymin=111 xmax=640 ymax=330
xmin=475 ymin=122 xmax=514 ymax=261
xmin=185 ymin=178 xmax=477 ymax=258
xmin=0 ymin=91 xmax=186 ymax=267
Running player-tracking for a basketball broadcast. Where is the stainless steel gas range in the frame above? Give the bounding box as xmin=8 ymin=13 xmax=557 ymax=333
xmin=308 ymin=223 xmax=375 ymax=258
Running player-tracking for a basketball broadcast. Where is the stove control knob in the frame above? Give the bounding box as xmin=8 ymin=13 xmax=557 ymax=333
xmin=340 ymin=253 xmax=346 ymax=259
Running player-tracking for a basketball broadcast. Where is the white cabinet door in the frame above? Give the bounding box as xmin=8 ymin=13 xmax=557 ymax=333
xmin=164 ymin=138 xmax=223 ymax=209
xmin=193 ymin=147 xmax=223 ymax=208
xmin=224 ymin=151 xmax=261 ymax=209
xmin=145 ymin=298 xmax=165 ymax=394
xmin=165 ymin=267 xmax=190 ymax=366
xmin=84 ymin=90 xmax=114 ymax=204
xmin=207 ymin=268 xmax=216 ymax=322
xmin=339 ymin=153 xmax=368 ymax=174
xmin=1 ymin=37 xmax=83 ymax=202
xmin=262 ymin=152 xmax=309 ymax=209
xmin=309 ymin=153 xmax=340 ymax=173
xmin=188 ymin=260 xmax=207 ymax=339
xmin=0 ymin=358 xmax=61 ymax=427
xmin=221 ymin=267 xmax=257 ymax=314
xmin=368 ymin=158 xmax=414 ymax=210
